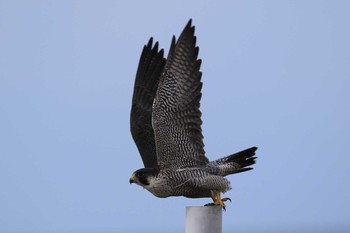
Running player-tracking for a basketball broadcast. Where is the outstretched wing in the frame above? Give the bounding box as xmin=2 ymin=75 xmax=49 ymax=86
xmin=152 ymin=19 xmax=209 ymax=169
xmin=130 ymin=38 xmax=166 ymax=168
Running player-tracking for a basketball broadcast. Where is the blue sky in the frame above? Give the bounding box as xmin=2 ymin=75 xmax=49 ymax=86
xmin=1 ymin=0 xmax=349 ymax=232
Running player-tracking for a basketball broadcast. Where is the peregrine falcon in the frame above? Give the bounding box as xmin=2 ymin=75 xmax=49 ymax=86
xmin=129 ymin=19 xmax=257 ymax=209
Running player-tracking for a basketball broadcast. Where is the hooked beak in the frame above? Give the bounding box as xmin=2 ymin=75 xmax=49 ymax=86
xmin=129 ymin=173 xmax=136 ymax=184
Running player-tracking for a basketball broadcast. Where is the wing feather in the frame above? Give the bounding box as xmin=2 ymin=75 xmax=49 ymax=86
xmin=130 ymin=38 xmax=166 ymax=168
xmin=152 ymin=19 xmax=209 ymax=169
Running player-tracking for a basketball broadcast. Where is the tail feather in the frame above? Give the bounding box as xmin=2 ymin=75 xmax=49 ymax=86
xmin=226 ymin=147 xmax=257 ymax=170
xmin=208 ymin=147 xmax=257 ymax=176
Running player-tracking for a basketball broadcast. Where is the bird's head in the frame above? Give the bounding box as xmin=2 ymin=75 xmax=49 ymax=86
xmin=129 ymin=168 xmax=158 ymax=187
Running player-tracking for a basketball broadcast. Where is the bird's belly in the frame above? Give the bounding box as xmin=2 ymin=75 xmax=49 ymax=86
xmin=149 ymin=185 xmax=210 ymax=198
xmin=145 ymin=168 xmax=229 ymax=198
xmin=146 ymin=177 xmax=211 ymax=198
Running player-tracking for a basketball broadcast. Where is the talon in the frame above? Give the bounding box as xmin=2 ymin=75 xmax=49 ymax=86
xmin=204 ymin=202 xmax=215 ymax=207
xmin=209 ymin=191 xmax=230 ymax=210
xmin=216 ymin=198 xmax=227 ymax=211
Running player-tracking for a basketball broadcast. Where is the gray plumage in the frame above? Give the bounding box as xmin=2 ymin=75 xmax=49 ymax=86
xmin=130 ymin=19 xmax=257 ymax=207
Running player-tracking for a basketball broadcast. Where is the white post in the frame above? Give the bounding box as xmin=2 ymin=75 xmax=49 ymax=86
xmin=185 ymin=206 xmax=222 ymax=233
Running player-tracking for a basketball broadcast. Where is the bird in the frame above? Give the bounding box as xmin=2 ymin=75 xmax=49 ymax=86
xmin=129 ymin=19 xmax=257 ymax=210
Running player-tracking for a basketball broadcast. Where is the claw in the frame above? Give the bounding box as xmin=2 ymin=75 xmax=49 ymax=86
xmin=206 ymin=191 xmax=231 ymax=210
xmin=204 ymin=202 xmax=215 ymax=207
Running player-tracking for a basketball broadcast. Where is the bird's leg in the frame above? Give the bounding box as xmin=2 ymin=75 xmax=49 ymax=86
xmin=210 ymin=190 xmax=217 ymax=203
xmin=204 ymin=190 xmax=217 ymax=207
xmin=214 ymin=191 xmax=226 ymax=210
xmin=204 ymin=191 xmax=231 ymax=210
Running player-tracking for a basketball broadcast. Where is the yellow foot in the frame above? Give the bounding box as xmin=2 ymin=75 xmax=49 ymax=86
xmin=204 ymin=191 xmax=231 ymax=211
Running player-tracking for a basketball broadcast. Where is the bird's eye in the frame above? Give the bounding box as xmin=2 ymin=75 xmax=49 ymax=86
xmin=137 ymin=173 xmax=142 ymax=177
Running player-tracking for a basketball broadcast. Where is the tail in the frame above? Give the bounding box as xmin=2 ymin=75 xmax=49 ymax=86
xmin=208 ymin=147 xmax=258 ymax=176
